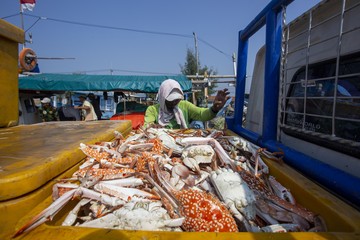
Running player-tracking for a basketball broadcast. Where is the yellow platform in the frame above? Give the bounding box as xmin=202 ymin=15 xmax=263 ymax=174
xmin=0 ymin=120 xmax=132 ymax=239
xmin=0 ymin=19 xmax=24 ymax=127
xmin=8 ymin=130 xmax=360 ymax=240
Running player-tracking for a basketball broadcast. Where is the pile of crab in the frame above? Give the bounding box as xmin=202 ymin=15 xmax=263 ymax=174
xmin=14 ymin=128 xmax=326 ymax=237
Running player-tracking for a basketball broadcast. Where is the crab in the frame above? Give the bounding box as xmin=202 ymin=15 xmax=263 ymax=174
xmin=13 ymin=174 xmax=171 ymax=237
xmin=146 ymin=128 xmax=184 ymax=155
xmin=79 ymin=200 xmax=185 ymax=231
xmin=153 ymin=161 xmax=238 ymax=232
xmin=181 ymin=145 xmax=215 ymax=173
xmin=210 ymin=167 xmax=257 ymax=231
xmin=210 ymin=168 xmax=256 ymax=220
xmin=173 ymin=188 xmax=238 ymax=232
xmin=236 ymin=166 xmax=316 ymax=223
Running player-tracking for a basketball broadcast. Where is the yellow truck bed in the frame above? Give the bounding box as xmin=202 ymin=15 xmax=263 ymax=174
xmin=6 ymin=128 xmax=360 ymax=240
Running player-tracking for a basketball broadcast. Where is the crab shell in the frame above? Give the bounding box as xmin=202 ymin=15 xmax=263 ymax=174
xmin=80 ymin=201 xmax=184 ymax=231
xmin=181 ymin=145 xmax=215 ymax=164
xmin=210 ymin=168 xmax=256 ymax=220
xmin=174 ymin=189 xmax=238 ymax=232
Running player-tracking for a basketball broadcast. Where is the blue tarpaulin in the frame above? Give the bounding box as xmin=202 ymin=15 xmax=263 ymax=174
xmin=19 ymin=73 xmax=192 ymax=93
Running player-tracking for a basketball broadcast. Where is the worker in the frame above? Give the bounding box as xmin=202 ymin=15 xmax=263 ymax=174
xmin=39 ymin=97 xmax=59 ymax=122
xmin=88 ymin=93 xmax=102 ymax=120
xmin=74 ymin=95 xmax=98 ymax=121
xmin=144 ymin=79 xmax=230 ymax=129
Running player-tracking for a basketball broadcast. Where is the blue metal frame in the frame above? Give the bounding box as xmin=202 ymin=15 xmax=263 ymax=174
xmin=226 ymin=0 xmax=360 ymax=208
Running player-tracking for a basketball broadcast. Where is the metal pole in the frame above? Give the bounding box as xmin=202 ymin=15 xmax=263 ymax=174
xmin=193 ymin=32 xmax=199 ymax=76
xmin=232 ymin=53 xmax=237 ymax=77
xmin=20 ymin=4 xmax=26 ymax=48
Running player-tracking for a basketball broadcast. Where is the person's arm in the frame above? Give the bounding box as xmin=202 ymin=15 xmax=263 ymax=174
xmin=75 ymin=105 xmax=90 ymax=110
xmin=184 ymin=101 xmax=216 ymax=122
xmin=184 ymin=89 xmax=230 ymax=122
xmin=143 ymin=105 xmax=159 ymax=128
xmin=75 ymin=101 xmax=91 ymax=110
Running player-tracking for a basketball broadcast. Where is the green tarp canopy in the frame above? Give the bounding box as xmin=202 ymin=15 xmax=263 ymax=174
xmin=19 ymin=73 xmax=192 ymax=93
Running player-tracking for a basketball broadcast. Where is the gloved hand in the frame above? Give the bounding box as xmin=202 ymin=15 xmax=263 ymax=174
xmin=211 ymin=88 xmax=230 ymax=113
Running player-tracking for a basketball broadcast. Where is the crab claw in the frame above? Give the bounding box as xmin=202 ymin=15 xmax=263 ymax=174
xmin=13 ymin=188 xmax=77 ymax=238
xmin=13 ymin=186 xmax=127 ymax=238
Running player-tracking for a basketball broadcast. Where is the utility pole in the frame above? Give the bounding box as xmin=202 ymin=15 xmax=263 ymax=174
xmin=20 ymin=4 xmax=25 ymax=48
xmin=193 ymin=32 xmax=199 ymax=104
xmin=193 ymin=32 xmax=199 ymax=77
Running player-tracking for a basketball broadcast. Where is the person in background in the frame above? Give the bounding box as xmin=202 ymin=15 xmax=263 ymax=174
xmin=144 ymin=79 xmax=230 ymax=129
xmin=39 ymin=97 xmax=59 ymax=122
xmin=88 ymin=93 xmax=102 ymax=120
xmin=74 ymin=95 xmax=98 ymax=121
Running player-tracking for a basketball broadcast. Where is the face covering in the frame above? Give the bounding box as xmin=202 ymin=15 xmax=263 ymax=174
xmin=157 ymin=79 xmax=187 ymax=128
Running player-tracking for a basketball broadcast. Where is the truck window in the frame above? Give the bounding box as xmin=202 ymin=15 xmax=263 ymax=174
xmin=283 ymin=52 xmax=360 ymax=146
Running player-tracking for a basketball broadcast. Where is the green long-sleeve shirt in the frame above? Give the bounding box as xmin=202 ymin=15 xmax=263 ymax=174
xmin=144 ymin=100 xmax=216 ymax=129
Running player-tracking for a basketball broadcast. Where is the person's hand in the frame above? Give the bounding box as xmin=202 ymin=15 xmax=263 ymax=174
xmin=74 ymin=106 xmax=80 ymax=110
xmin=211 ymin=88 xmax=230 ymax=113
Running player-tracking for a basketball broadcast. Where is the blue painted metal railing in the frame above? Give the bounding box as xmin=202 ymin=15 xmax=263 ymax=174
xmin=226 ymin=0 xmax=360 ymax=208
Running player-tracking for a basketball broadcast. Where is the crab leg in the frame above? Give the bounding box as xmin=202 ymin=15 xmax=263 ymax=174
xmin=268 ymin=176 xmax=296 ymax=205
xmin=94 ymin=183 xmax=160 ymax=201
xmin=117 ymin=133 xmax=145 ymax=153
xmin=13 ymin=185 xmax=129 ymax=238
xmin=79 ymin=143 xmax=111 ymax=160
xmin=100 ymin=177 xmax=144 ymax=187
xmin=52 ymin=183 xmax=79 ymax=200
xmin=62 ymin=198 xmax=91 ymax=226
xmin=128 ymin=143 xmax=154 ymax=151
xmin=254 ymin=148 xmax=267 ymax=176
xmin=13 ymin=188 xmax=78 ymax=237
xmin=137 ymin=172 xmax=180 ymax=211
xmin=78 ymin=187 xmax=126 ymax=206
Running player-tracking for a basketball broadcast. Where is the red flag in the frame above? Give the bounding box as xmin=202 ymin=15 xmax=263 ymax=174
xmin=20 ymin=0 xmax=36 ymax=12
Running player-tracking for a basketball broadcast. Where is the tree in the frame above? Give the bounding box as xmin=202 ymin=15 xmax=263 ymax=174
xmin=180 ymin=48 xmax=218 ymax=106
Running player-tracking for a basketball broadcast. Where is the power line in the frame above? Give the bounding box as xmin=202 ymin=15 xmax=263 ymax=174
xmin=54 ymin=68 xmax=180 ymax=75
xmin=198 ymin=37 xmax=232 ymax=59
xmin=19 ymin=13 xmax=231 ymax=59
xmin=23 ymin=13 xmax=193 ymax=38
xmin=3 ymin=12 xmax=233 ymax=60
xmin=1 ymin=13 xmax=19 ymax=19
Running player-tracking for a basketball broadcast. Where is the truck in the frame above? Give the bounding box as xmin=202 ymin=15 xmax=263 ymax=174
xmin=1 ymin=0 xmax=360 ymax=239
xmin=227 ymin=0 xmax=360 ymax=208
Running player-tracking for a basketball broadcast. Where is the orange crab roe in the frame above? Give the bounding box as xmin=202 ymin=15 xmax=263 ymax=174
xmin=174 ymin=189 xmax=238 ymax=232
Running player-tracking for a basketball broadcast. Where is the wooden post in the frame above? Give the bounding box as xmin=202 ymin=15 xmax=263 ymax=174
xmin=192 ymin=91 xmax=197 ymax=105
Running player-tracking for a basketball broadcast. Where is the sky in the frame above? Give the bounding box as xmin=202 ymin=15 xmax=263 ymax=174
xmin=1 ymin=0 xmax=321 ymax=94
